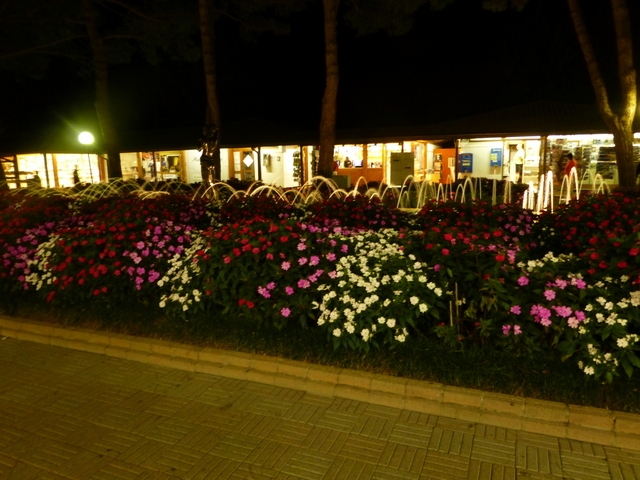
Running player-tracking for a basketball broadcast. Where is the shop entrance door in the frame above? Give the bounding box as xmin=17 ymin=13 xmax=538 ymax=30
xmin=230 ymin=149 xmax=256 ymax=182
xmin=434 ymin=148 xmax=456 ymax=184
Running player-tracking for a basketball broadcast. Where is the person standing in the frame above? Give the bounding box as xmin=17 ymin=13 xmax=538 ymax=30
xmin=564 ymin=153 xmax=578 ymax=177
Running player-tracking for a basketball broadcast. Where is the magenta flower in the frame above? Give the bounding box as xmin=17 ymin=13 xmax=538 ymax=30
xmin=510 ymin=305 xmax=521 ymax=315
xmin=326 ymin=253 xmax=336 ymax=261
xmin=281 ymin=307 xmax=291 ymax=317
xmin=297 ymin=279 xmax=311 ymax=289
xmin=543 ymin=289 xmax=556 ymax=301
xmin=502 ymin=325 xmax=511 ymax=335
xmin=517 ymin=276 xmax=529 ymax=286
xmin=285 ymin=286 xmax=294 ymax=295
xmin=266 ymin=282 xmax=276 ymax=290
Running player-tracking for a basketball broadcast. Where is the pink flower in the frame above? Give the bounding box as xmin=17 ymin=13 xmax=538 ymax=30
xmin=281 ymin=261 xmax=291 ymax=271
xmin=567 ymin=317 xmax=580 ymax=329
xmin=510 ymin=305 xmax=521 ymax=315
xmin=298 ymin=257 xmax=308 ymax=266
xmin=297 ymin=279 xmax=311 ymax=289
xmin=554 ymin=278 xmax=568 ymax=289
xmin=326 ymin=253 xmax=336 ymax=261
xmin=341 ymin=244 xmax=349 ymax=253
xmin=297 ymin=243 xmax=307 ymax=251
xmin=517 ymin=276 xmax=529 ymax=286
xmin=572 ymin=278 xmax=586 ymax=289
xmin=281 ymin=307 xmax=291 ymax=317
xmin=285 ymin=286 xmax=294 ymax=295
xmin=309 ymin=256 xmax=320 ymax=266
xmin=552 ymin=305 xmax=572 ymax=318
xmin=266 ymin=282 xmax=276 ymax=290
xmin=513 ymin=325 xmax=522 ymax=335
xmin=502 ymin=325 xmax=511 ymax=335
xmin=543 ymin=289 xmax=556 ymax=301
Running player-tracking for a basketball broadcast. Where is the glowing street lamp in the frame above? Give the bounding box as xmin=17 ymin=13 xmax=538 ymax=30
xmin=78 ymin=131 xmax=94 ymax=183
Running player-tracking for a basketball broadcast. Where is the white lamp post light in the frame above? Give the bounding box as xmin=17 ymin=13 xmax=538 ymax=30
xmin=78 ymin=131 xmax=95 ymax=183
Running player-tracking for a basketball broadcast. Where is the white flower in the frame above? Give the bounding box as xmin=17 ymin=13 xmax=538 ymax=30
xmin=394 ymin=334 xmax=406 ymax=343
xmin=333 ymin=328 xmax=341 ymax=337
xmin=386 ymin=318 xmax=396 ymax=328
xmin=346 ymin=323 xmax=355 ymax=334
xmin=434 ymin=288 xmax=443 ymax=297
xmin=361 ymin=329 xmax=370 ymax=341
xmin=317 ymin=318 xmax=325 ymax=326
xmin=427 ymin=282 xmax=436 ymax=290
xmin=159 ymin=300 xmax=166 ymax=308
xmin=584 ymin=366 xmax=595 ymax=375
xmin=410 ymin=296 xmax=419 ymax=305
xmin=378 ymin=316 xmax=386 ymax=324
xmin=617 ymin=338 xmax=629 ymax=348
xmin=419 ymin=303 xmax=428 ymax=313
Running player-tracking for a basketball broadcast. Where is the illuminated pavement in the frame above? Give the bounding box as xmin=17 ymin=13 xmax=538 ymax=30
xmin=0 ymin=326 xmax=640 ymax=479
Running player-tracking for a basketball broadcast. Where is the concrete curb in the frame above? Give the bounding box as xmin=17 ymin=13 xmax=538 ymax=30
xmin=1 ymin=314 xmax=639 ymax=452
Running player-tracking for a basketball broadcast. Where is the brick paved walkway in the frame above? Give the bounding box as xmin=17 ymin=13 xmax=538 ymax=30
xmin=1 ymin=337 xmax=640 ymax=479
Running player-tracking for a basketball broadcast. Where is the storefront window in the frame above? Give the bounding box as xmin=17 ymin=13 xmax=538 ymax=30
xmin=121 ymin=153 xmax=140 ymax=181
xmin=334 ymin=145 xmax=363 ymax=168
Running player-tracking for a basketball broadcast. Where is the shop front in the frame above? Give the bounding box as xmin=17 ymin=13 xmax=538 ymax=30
xmin=455 ymin=134 xmax=640 ymax=189
xmin=2 ymin=152 xmax=104 ymax=188
xmin=5 ymin=133 xmax=640 ymax=191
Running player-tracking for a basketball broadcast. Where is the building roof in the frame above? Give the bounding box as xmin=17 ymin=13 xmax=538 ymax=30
xmin=0 ymin=101 xmax=633 ymax=156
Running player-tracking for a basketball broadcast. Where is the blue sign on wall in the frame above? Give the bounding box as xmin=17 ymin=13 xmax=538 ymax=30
xmin=490 ymin=148 xmax=503 ymax=167
xmin=459 ymin=153 xmax=473 ymax=173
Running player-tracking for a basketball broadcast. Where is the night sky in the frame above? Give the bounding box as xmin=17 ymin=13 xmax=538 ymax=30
xmin=1 ymin=0 xmax=638 ymax=144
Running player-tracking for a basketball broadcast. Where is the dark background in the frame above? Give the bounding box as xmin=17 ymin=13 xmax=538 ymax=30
xmin=0 ymin=0 xmax=637 ymax=141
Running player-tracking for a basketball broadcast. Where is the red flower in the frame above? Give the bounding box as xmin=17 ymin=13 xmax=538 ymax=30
xmin=441 ymin=248 xmax=450 ymax=256
xmin=495 ymin=254 xmax=505 ymax=262
xmin=618 ymin=261 xmax=628 ymax=269
xmin=630 ymin=248 xmax=639 ymax=256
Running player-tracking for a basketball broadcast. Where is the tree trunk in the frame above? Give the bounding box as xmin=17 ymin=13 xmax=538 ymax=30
xmin=318 ymin=0 xmax=340 ymax=179
xmin=566 ymin=0 xmax=637 ymax=190
xmin=81 ymin=0 xmax=122 ymax=180
xmin=199 ymin=0 xmax=221 ymax=184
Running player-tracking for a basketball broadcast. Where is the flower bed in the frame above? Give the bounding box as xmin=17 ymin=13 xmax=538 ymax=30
xmin=1 ymin=190 xmax=639 ymax=383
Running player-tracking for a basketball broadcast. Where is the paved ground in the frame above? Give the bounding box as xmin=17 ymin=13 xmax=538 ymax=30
xmin=1 ymin=337 xmax=640 ymax=480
